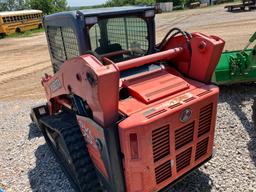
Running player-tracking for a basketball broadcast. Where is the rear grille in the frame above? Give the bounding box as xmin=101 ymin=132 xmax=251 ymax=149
xmin=198 ymin=104 xmax=213 ymax=137
xmin=155 ymin=160 xmax=172 ymax=184
xmin=183 ymin=97 xmax=196 ymax=103
xmin=151 ymin=102 xmax=214 ymax=187
xmin=152 ymin=125 xmax=170 ymax=162
xmin=175 ymin=122 xmax=194 ymax=150
xmin=176 ymin=147 xmax=192 ymax=172
xmin=197 ymin=90 xmax=212 ymax=97
xmin=195 ymin=138 xmax=209 ymax=160
xmin=146 ymin=109 xmax=167 ymax=119
xmin=169 ymin=103 xmax=182 ymax=109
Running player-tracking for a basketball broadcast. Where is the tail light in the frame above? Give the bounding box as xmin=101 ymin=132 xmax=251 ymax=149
xmin=130 ymin=133 xmax=139 ymax=160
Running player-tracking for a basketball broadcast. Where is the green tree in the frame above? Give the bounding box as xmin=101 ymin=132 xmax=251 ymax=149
xmin=0 ymin=2 xmax=8 ymax=11
xmin=29 ymin=0 xmax=52 ymax=14
xmin=28 ymin=0 xmax=67 ymax=14
xmin=135 ymin=0 xmax=155 ymax=5
xmin=52 ymin=0 xmax=67 ymax=13
xmin=0 ymin=0 xmax=27 ymax=11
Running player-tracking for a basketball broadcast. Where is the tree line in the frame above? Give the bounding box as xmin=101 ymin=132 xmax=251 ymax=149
xmin=0 ymin=0 xmax=199 ymax=14
xmin=0 ymin=0 xmax=67 ymax=14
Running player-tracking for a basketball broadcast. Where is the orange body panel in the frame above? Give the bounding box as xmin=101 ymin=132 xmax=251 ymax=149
xmin=42 ymin=55 xmax=120 ymax=127
xmin=116 ymin=33 xmax=224 ymax=191
xmin=77 ymin=115 xmax=109 ymax=178
xmin=163 ymin=33 xmax=225 ymax=83
xmin=118 ymin=68 xmax=219 ymax=191
xmin=123 ymin=69 xmax=190 ymax=104
xmin=41 ymin=32 xmax=225 ymax=192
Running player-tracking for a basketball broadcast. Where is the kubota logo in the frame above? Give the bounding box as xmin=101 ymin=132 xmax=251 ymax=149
xmin=78 ymin=121 xmax=97 ymax=149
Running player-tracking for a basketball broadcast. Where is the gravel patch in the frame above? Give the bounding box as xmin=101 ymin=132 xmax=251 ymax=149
xmin=0 ymin=99 xmax=74 ymax=192
xmin=0 ymin=84 xmax=256 ymax=192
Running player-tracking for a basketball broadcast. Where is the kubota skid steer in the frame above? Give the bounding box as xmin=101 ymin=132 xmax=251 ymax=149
xmin=30 ymin=6 xmax=225 ymax=192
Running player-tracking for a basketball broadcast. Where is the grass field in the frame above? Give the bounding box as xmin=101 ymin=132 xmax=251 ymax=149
xmin=2 ymin=28 xmax=45 ymax=38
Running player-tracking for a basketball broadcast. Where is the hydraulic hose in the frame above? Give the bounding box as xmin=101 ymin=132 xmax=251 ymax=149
xmin=157 ymin=27 xmax=193 ymax=74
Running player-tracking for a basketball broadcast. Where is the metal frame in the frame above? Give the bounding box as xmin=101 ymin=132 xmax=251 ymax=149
xmin=43 ymin=6 xmax=156 ymax=73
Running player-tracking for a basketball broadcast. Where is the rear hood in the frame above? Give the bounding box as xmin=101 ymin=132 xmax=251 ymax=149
xmin=119 ymin=68 xmax=208 ymax=116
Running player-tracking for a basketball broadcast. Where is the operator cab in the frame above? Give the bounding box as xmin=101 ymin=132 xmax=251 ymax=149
xmin=44 ymin=6 xmax=156 ymax=72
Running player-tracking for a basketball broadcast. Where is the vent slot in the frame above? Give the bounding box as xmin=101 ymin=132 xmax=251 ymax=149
xmin=169 ymin=103 xmax=182 ymax=109
xmin=176 ymin=147 xmax=192 ymax=172
xmin=155 ymin=160 xmax=172 ymax=184
xmin=183 ymin=97 xmax=196 ymax=103
xmin=152 ymin=125 xmax=170 ymax=162
xmin=175 ymin=122 xmax=194 ymax=150
xmin=198 ymin=104 xmax=213 ymax=137
xmin=197 ymin=90 xmax=212 ymax=97
xmin=195 ymin=137 xmax=209 ymax=160
xmin=146 ymin=109 xmax=167 ymax=119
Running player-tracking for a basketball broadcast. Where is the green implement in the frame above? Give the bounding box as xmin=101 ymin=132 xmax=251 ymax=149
xmin=212 ymin=32 xmax=256 ymax=85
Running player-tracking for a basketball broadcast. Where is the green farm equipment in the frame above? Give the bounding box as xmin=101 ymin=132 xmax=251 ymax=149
xmin=212 ymin=32 xmax=256 ymax=85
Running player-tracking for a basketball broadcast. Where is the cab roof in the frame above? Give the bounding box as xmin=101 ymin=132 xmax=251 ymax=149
xmin=43 ymin=6 xmax=155 ymax=24
xmin=77 ymin=6 xmax=155 ymax=17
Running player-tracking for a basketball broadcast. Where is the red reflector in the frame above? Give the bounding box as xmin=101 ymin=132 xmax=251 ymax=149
xmin=130 ymin=133 xmax=139 ymax=160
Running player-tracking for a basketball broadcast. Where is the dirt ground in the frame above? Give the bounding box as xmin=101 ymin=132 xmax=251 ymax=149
xmin=0 ymin=34 xmax=52 ymax=100
xmin=0 ymin=4 xmax=255 ymax=100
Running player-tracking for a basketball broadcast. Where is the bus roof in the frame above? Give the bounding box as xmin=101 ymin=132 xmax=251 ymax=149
xmin=0 ymin=10 xmax=42 ymax=17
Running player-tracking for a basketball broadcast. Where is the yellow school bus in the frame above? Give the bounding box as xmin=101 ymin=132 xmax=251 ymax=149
xmin=0 ymin=10 xmax=43 ymax=36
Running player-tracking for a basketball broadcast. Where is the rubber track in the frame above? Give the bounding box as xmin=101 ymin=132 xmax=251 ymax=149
xmin=52 ymin=121 xmax=103 ymax=192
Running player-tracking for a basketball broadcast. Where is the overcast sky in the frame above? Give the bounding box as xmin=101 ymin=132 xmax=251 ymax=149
xmin=67 ymin=0 xmax=107 ymax=7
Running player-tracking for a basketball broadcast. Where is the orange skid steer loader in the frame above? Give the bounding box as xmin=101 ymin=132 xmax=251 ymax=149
xmin=30 ymin=6 xmax=225 ymax=192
